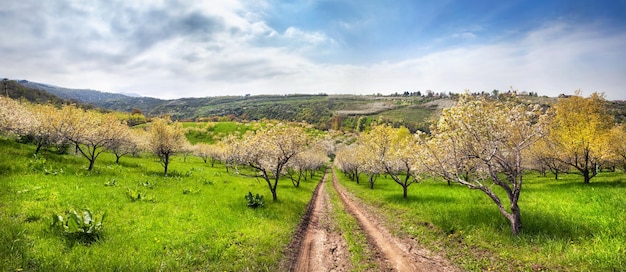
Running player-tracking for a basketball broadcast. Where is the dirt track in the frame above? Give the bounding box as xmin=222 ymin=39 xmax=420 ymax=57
xmin=282 ymin=169 xmax=458 ymax=272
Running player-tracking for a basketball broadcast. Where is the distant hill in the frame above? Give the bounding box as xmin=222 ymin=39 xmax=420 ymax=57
xmin=7 ymin=78 xmax=625 ymax=131
xmin=16 ymin=80 xmax=133 ymax=103
xmin=2 ymin=79 xmax=68 ymax=105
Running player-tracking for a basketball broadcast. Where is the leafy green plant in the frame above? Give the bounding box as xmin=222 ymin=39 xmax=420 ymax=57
xmin=140 ymin=181 xmax=154 ymax=189
xmin=126 ymin=188 xmax=152 ymax=202
xmin=104 ymin=179 xmax=118 ymax=186
xmin=182 ymin=188 xmax=201 ymax=195
xmin=245 ymin=192 xmax=264 ymax=208
xmin=29 ymin=154 xmax=63 ymax=175
xmin=51 ymin=209 xmax=106 ymax=245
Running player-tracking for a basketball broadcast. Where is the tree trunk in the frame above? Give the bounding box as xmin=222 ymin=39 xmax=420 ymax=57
xmin=554 ymin=171 xmax=558 ymax=180
xmin=508 ymin=205 xmax=522 ymax=235
xmin=403 ymin=185 xmax=408 ymax=199
xmin=368 ymin=174 xmax=376 ymax=189
xmin=271 ymin=175 xmax=280 ymax=201
xmin=163 ymin=153 xmax=170 ymax=175
xmin=88 ymin=159 xmax=95 ymax=171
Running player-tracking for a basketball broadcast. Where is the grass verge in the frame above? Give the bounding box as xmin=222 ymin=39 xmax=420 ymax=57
xmin=336 ymin=170 xmax=626 ymax=271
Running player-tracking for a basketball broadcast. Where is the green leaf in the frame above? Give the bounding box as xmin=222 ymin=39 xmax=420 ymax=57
xmin=83 ymin=210 xmax=93 ymax=225
xmin=67 ymin=213 xmax=80 ymax=233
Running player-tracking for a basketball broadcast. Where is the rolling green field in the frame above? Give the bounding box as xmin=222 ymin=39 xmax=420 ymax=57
xmin=336 ymin=170 xmax=626 ymax=271
xmin=0 ymin=139 xmax=319 ymax=271
xmin=183 ymin=121 xmax=262 ymax=144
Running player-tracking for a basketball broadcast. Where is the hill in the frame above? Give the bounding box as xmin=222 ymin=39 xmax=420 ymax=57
xmin=2 ymin=79 xmax=68 ymax=105
xmin=16 ymin=80 xmax=133 ymax=103
xmin=8 ymin=79 xmax=626 ymax=131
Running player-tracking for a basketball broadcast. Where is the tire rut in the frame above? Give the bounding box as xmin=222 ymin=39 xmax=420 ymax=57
xmin=281 ymin=170 xmax=351 ymax=272
xmin=283 ymin=168 xmax=459 ymax=272
xmin=331 ymin=169 xmax=458 ymax=272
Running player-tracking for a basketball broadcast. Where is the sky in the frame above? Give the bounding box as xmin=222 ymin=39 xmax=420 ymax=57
xmin=1 ymin=0 xmax=625 ymax=100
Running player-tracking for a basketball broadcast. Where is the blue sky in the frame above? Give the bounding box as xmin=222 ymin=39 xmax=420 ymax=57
xmin=1 ymin=0 xmax=625 ymax=100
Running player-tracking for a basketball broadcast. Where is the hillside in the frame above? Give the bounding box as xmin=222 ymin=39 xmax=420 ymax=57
xmin=1 ymin=79 xmax=68 ymax=105
xmin=16 ymin=80 xmax=133 ymax=103
xmin=10 ymin=78 xmax=442 ymax=131
xmin=8 ymin=79 xmax=626 ymax=131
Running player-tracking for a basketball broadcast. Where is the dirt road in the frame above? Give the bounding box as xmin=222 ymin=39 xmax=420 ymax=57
xmin=282 ymin=169 xmax=458 ymax=271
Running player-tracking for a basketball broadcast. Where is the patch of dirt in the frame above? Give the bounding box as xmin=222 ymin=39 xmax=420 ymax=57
xmin=421 ymin=99 xmax=456 ymax=110
xmin=334 ymin=101 xmax=395 ymax=116
xmin=281 ymin=171 xmax=351 ymax=272
xmin=331 ymin=169 xmax=459 ymax=272
xmin=282 ymin=169 xmax=459 ymax=272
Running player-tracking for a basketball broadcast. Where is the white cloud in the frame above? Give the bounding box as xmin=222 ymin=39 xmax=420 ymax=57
xmin=0 ymin=1 xmax=625 ymax=101
xmin=451 ymin=32 xmax=477 ymax=39
xmin=284 ymin=27 xmax=334 ymax=46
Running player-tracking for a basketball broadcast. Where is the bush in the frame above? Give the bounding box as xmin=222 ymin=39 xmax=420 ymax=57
xmin=51 ymin=209 xmax=105 ymax=245
xmin=245 ymin=192 xmax=264 ymax=208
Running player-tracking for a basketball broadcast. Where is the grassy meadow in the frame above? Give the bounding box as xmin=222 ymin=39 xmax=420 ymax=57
xmin=336 ymin=170 xmax=626 ymax=271
xmin=0 ymin=139 xmax=319 ymax=271
xmin=183 ymin=121 xmax=262 ymax=144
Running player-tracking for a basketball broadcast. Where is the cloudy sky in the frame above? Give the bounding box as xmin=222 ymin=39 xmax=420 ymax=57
xmin=1 ymin=0 xmax=625 ymax=100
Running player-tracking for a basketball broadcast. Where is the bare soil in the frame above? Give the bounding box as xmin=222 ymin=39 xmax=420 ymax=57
xmin=281 ymin=170 xmax=351 ymax=271
xmin=282 ymin=169 xmax=459 ymax=271
xmin=334 ymin=101 xmax=395 ymax=116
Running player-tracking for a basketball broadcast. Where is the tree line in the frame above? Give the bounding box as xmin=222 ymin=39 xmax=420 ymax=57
xmin=0 ymin=97 xmax=329 ymax=202
xmin=335 ymin=92 xmax=625 ymax=235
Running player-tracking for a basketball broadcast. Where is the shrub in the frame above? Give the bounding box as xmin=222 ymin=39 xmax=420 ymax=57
xmin=245 ymin=192 xmax=264 ymax=208
xmin=51 ymin=209 xmax=105 ymax=245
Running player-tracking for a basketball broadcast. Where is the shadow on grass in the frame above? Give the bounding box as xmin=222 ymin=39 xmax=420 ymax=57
xmin=543 ymin=180 xmax=625 ymax=189
xmin=383 ymin=194 xmax=455 ymax=204
xmin=421 ymin=203 xmax=594 ymax=241
xmin=117 ymin=160 xmax=144 ymax=169
xmin=521 ymin=210 xmax=594 ymax=240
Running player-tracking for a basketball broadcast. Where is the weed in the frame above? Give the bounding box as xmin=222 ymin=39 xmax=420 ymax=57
xmin=126 ymin=188 xmax=153 ymax=202
xmin=182 ymin=188 xmax=200 ymax=195
xmin=245 ymin=192 xmax=264 ymax=208
xmin=51 ymin=209 xmax=106 ymax=245
xmin=104 ymin=179 xmax=118 ymax=187
xmin=28 ymin=154 xmax=64 ymax=175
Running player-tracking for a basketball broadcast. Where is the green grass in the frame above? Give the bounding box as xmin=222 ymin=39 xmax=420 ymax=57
xmin=336 ymin=170 xmax=626 ymax=271
xmin=184 ymin=121 xmax=262 ymax=144
xmin=372 ymin=105 xmax=435 ymax=132
xmin=0 ymin=138 xmax=318 ymax=271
